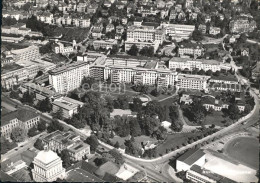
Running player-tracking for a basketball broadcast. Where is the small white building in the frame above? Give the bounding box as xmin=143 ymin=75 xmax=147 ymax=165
xmin=52 ymin=97 xmax=84 ymax=118
xmin=176 ymin=149 xmax=206 ymax=172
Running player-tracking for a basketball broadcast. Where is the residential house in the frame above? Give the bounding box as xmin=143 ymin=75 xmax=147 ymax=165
xmin=241 ymin=48 xmax=249 ymax=57
xmin=104 ymin=0 xmax=112 ymax=7
xmin=106 ymin=23 xmax=114 ymax=32
xmin=115 ymin=1 xmax=125 ymax=9
xmin=87 ymin=3 xmax=99 ymax=14
xmin=77 ymin=3 xmax=87 ymax=12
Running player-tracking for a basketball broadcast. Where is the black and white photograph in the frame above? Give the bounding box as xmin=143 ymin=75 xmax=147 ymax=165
xmin=1 ymin=0 xmax=259 ymax=182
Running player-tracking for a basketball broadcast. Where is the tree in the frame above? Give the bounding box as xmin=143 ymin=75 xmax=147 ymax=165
xmin=110 ymin=45 xmax=119 ymax=55
xmin=35 ymin=70 xmax=43 ymax=78
xmin=131 ymin=98 xmax=143 ymax=112
xmin=28 ymin=126 xmax=38 ymax=137
xmin=61 ymin=149 xmax=72 ymax=168
xmin=11 ymin=127 xmax=26 ymax=142
xmin=115 ymin=141 xmax=120 ymax=149
xmin=129 ymin=117 xmax=142 ymax=137
xmin=1 ymin=137 xmax=17 ymax=154
xmin=228 ymin=103 xmax=240 ymax=120
xmin=34 ymin=139 xmax=44 ymax=150
xmin=115 ymin=94 xmax=130 ymax=109
xmin=128 ymin=44 xmax=139 ymax=56
xmin=10 ymin=90 xmax=20 ymax=100
xmin=37 ymin=120 xmax=46 ymax=132
xmin=47 ymin=119 xmax=64 ymax=133
xmin=21 ymin=91 xmax=35 ymax=106
xmin=169 ymin=105 xmax=179 ymax=123
xmin=109 ymin=149 xmax=124 ymax=165
xmin=198 ymin=69 xmax=206 ymax=75
xmin=124 ymin=139 xmax=142 ymax=156
xmin=81 ymin=76 xmax=96 ymax=89
xmin=153 ymin=126 xmax=167 ymax=140
xmin=22 ymin=2 xmax=31 ymax=12
xmin=192 ymin=29 xmax=203 ymax=41
xmin=85 ymin=135 xmax=99 ymax=152
xmin=105 ymin=96 xmax=114 ymax=113
xmin=36 ymin=98 xmax=52 ymax=113
xmin=206 ymin=70 xmax=213 ymax=76
xmin=150 ymin=88 xmax=161 ymax=97
xmin=52 ymin=108 xmax=63 ymax=120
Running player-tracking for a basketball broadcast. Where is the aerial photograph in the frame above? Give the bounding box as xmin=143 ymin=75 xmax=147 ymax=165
xmin=1 ymin=0 xmax=259 ymax=182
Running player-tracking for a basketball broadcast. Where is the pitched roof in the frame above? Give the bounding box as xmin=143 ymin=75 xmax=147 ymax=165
xmin=177 ymin=148 xmax=205 ymax=165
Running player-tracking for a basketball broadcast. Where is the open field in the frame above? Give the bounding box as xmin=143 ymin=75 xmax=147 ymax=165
xmin=223 ymin=137 xmax=259 ymax=169
xmin=67 ymin=168 xmax=103 ymax=182
xmin=53 ymin=27 xmax=90 ymax=42
xmin=111 ymin=135 xmax=157 ymax=147
xmin=156 ymin=132 xmax=197 ymax=155
xmin=183 ymin=110 xmax=233 ymax=127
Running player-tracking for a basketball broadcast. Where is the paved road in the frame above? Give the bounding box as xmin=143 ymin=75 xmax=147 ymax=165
xmin=1 ymin=132 xmax=46 ymax=162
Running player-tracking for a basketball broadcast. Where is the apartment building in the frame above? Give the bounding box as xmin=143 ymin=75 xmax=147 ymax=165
xmin=93 ymin=39 xmax=117 ymax=50
xmin=52 ymin=41 xmax=74 ymax=54
xmin=229 ymin=18 xmax=257 ymax=33
xmin=1 ymin=109 xmax=40 ymax=138
xmin=73 ymin=16 xmax=91 ymax=28
xmin=177 ymin=74 xmax=210 ymax=91
xmin=161 ymin=23 xmax=195 ymax=41
xmin=2 ymin=64 xmax=40 ymax=90
xmin=178 ymin=43 xmax=204 ymax=57
xmin=124 ymin=40 xmax=160 ymax=53
xmin=127 ymin=25 xmax=165 ymax=44
xmin=20 ymin=83 xmax=62 ymax=101
xmin=169 ymin=57 xmax=223 ymax=72
xmin=49 ymin=61 xmax=89 ymax=94
xmin=52 ymin=97 xmax=84 ymax=118
xmin=41 ymin=130 xmax=90 ymax=160
xmin=11 ymin=45 xmax=40 ymax=62
xmin=90 ymin=55 xmax=177 ymax=86
xmin=1 ymin=36 xmax=24 ymax=43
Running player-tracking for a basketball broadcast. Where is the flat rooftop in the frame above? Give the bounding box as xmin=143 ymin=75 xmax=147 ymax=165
xmin=22 ymin=83 xmax=61 ymax=98
xmin=53 ymin=97 xmax=84 ymax=111
xmin=1 ymin=63 xmax=24 ymax=74
xmin=48 ymin=61 xmax=88 ymax=75
xmin=169 ymin=57 xmax=221 ymax=65
xmin=178 ymin=74 xmax=210 ymax=81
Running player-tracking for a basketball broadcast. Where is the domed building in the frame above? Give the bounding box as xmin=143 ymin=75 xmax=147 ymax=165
xmin=32 ymin=147 xmax=65 ymax=182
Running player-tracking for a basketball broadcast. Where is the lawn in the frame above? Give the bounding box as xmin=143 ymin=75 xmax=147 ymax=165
xmin=182 ymin=109 xmax=233 ymax=127
xmin=156 ymin=132 xmax=198 ymax=155
xmin=53 ymin=27 xmax=90 ymax=42
xmin=42 ymin=53 xmax=69 ymax=64
xmin=66 ymin=168 xmax=103 ymax=182
xmin=110 ymin=135 xmax=157 ymax=147
xmin=223 ymin=137 xmax=259 ymax=169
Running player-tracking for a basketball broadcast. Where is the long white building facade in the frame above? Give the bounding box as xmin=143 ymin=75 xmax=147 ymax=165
xmin=169 ymin=57 xmax=230 ymax=72
xmin=49 ymin=61 xmax=89 ymax=94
